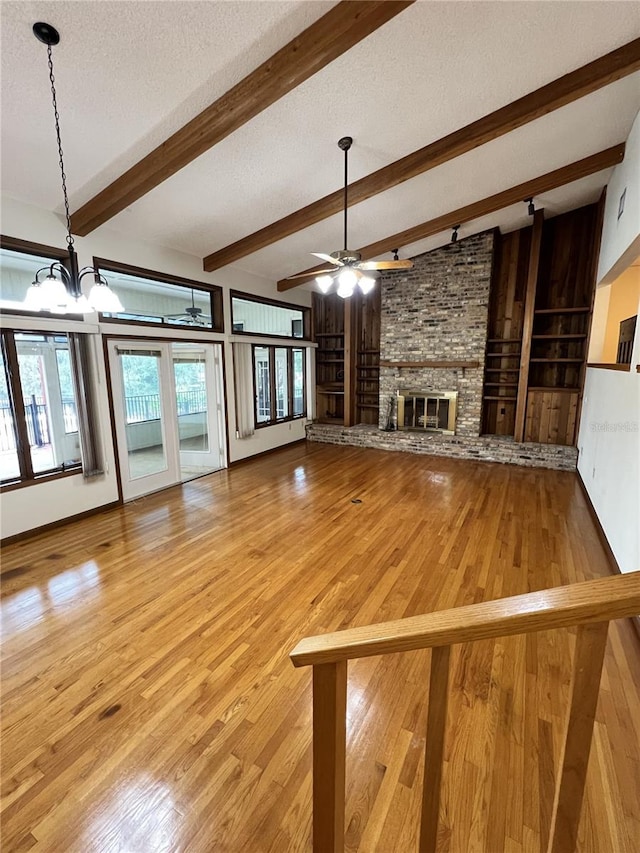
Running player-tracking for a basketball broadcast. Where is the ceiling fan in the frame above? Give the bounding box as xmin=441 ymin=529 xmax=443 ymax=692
xmin=288 ymin=136 xmax=413 ymax=297
xmin=166 ymin=290 xmax=211 ymax=326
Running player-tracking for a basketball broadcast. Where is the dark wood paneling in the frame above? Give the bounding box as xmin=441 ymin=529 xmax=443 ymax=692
xmin=313 ymin=293 xmax=345 ymax=424
xmin=524 ymin=390 xmax=579 ymax=446
xmin=482 ymin=229 xmax=531 ymax=436
xmin=354 ymin=288 xmax=381 ymax=425
xmin=528 ymin=203 xmax=600 ymax=437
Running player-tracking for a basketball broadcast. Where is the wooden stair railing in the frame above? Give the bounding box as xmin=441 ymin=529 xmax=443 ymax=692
xmin=290 ymin=572 xmax=640 ymax=853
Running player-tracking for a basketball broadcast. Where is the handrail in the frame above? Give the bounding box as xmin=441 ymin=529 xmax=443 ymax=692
xmin=290 ymin=572 xmax=640 ymax=853
xmin=291 ymin=572 xmax=640 ymax=667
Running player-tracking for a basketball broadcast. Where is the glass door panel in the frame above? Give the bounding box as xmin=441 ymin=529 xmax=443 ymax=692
xmin=0 ymin=344 xmax=21 ymax=481
xmin=108 ymin=341 xmax=179 ymax=501
xmin=172 ymin=343 xmax=223 ymax=480
xmin=120 ymin=352 xmax=168 ymax=480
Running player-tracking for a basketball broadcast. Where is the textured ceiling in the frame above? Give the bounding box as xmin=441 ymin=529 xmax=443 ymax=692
xmin=1 ymin=0 xmax=639 ymax=289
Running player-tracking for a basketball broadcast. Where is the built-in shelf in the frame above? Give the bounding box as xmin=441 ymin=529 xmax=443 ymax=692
xmin=483 ymin=395 xmax=517 ymax=401
xmin=485 ymin=382 xmax=518 ymax=387
xmin=486 ymin=352 xmax=521 ymax=357
xmin=316 ymin=358 xmax=344 ymax=364
xmin=485 ymin=368 xmax=520 ymax=373
xmin=532 ymin=334 xmax=587 ymax=340
xmin=317 ymin=390 xmax=344 ymax=396
xmin=534 ymin=307 xmax=590 ymax=315
xmin=314 ymin=332 xmax=344 ymax=338
xmin=529 ymin=358 xmax=584 ymax=363
xmin=358 ymin=349 xmax=379 ymax=354
xmin=528 ymin=386 xmax=580 ymax=392
xmin=487 ymin=338 xmax=521 ymax=343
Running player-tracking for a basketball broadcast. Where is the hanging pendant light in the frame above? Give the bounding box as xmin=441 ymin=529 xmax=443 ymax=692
xmin=27 ymin=22 xmax=123 ymax=315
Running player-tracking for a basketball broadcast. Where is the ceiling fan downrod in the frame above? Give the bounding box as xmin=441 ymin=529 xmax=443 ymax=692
xmin=338 ymin=136 xmax=352 ymax=251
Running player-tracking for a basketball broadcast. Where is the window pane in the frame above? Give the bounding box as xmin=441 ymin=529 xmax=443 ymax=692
xmin=293 ymin=349 xmax=304 ymax=416
xmin=232 ymin=295 xmax=306 ymax=338
xmin=55 ymin=349 xmax=78 ymax=434
xmin=120 ymin=353 xmax=167 ymax=480
xmin=16 ymin=333 xmax=81 ymax=474
xmin=275 ymin=348 xmax=289 ymax=419
xmin=173 ymin=355 xmax=209 ymax=453
xmin=0 ymin=343 xmax=20 ymax=481
xmin=98 ymin=267 xmax=215 ymax=330
xmin=0 ymin=247 xmax=62 ymax=311
xmin=254 ymin=346 xmax=270 ymax=424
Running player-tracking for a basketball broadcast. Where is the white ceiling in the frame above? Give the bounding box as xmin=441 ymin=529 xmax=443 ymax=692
xmin=1 ymin=0 xmax=639 ymax=290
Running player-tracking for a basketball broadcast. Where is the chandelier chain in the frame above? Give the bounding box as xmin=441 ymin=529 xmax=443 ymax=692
xmin=47 ymin=44 xmax=74 ymax=248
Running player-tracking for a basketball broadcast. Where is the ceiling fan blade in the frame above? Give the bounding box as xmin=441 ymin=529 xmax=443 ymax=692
xmin=311 ymin=252 xmax=344 ymax=266
xmin=287 ymin=267 xmax=336 ymax=280
xmin=359 ymin=259 xmax=414 ymax=271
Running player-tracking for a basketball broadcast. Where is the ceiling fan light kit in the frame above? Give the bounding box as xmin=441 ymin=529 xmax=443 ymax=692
xmin=302 ymin=137 xmax=414 ymax=298
xmin=27 ymin=22 xmax=123 ymax=316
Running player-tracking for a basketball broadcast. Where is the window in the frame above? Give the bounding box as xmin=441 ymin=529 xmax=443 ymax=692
xmin=231 ymin=291 xmax=309 ymax=339
xmin=0 ymin=237 xmax=69 ymax=315
xmin=94 ymin=258 xmax=224 ymax=332
xmin=253 ymin=345 xmax=306 ymax=427
xmin=1 ymin=331 xmax=83 ymax=485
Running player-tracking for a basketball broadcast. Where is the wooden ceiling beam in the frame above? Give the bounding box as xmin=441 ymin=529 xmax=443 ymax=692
xmin=206 ymin=37 xmax=640 ymax=272
xmin=276 ymin=143 xmax=625 ymax=290
xmin=69 ymin=1 xmax=415 ymax=237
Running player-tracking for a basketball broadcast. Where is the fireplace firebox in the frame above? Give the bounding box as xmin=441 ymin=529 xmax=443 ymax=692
xmin=396 ymin=390 xmax=457 ymax=434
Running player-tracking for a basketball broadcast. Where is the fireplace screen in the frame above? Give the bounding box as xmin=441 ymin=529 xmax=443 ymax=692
xmin=397 ymin=390 xmax=457 ymax=434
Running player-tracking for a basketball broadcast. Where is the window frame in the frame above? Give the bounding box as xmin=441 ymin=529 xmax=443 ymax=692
xmin=1 ymin=329 xmax=83 ymax=491
xmin=0 ymin=234 xmax=77 ymax=320
xmin=94 ymin=257 xmax=224 ymax=334
xmin=231 ymin=289 xmax=310 ymax=341
xmin=252 ymin=344 xmax=306 ymax=428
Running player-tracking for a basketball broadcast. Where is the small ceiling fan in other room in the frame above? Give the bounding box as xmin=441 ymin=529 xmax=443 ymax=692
xmin=165 ymin=290 xmax=212 ymax=326
xmin=287 ymin=136 xmax=413 ymax=297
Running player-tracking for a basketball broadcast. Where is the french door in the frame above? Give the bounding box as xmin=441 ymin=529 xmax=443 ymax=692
xmin=107 ymin=339 xmax=226 ymax=501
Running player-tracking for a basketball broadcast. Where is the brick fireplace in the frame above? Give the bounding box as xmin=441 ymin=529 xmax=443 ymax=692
xmin=379 ymin=231 xmax=493 ymax=435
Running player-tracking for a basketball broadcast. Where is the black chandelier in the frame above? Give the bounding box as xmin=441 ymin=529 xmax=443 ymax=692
xmin=25 ymin=22 xmax=123 ymax=315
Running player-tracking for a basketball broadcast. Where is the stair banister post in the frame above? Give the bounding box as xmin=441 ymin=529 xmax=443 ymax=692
xmin=312 ymin=661 xmax=347 ymax=853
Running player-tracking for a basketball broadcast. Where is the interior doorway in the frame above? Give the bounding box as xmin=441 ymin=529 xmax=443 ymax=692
xmin=107 ymin=339 xmax=226 ymax=501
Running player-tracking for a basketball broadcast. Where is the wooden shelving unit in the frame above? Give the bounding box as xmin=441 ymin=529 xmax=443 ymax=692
xmin=313 ymin=287 xmax=381 ymax=426
xmin=482 ymin=202 xmax=600 ymax=446
xmin=313 ymin=294 xmax=345 ymax=424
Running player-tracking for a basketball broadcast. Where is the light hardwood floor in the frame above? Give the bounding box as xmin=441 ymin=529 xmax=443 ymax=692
xmin=2 ymin=443 xmax=639 ymax=852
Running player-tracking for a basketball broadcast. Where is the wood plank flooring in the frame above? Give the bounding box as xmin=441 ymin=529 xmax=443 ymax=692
xmin=1 ymin=443 xmax=639 ymax=852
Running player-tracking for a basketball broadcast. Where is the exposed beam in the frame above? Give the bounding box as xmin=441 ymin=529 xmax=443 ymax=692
xmin=69 ymin=1 xmax=415 ymax=237
xmin=277 ymin=143 xmax=625 ymax=290
xmin=206 ymin=38 xmax=640 ymax=272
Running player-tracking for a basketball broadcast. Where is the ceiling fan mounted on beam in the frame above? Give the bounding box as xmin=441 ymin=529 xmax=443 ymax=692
xmin=286 ymin=137 xmax=413 ymax=297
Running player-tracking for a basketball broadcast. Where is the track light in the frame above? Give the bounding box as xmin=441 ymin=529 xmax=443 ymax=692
xmin=526 ymin=197 xmax=535 ymax=216
xmin=451 ymin=224 xmax=460 ymax=243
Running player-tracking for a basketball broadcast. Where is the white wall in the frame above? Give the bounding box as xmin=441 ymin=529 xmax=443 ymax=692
xmin=0 ymin=196 xmax=313 ymax=538
xmin=577 ymin=355 xmax=640 ymax=573
xmin=577 ymin=111 xmax=640 ymax=573
xmin=597 ymin=108 xmax=640 ymax=284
